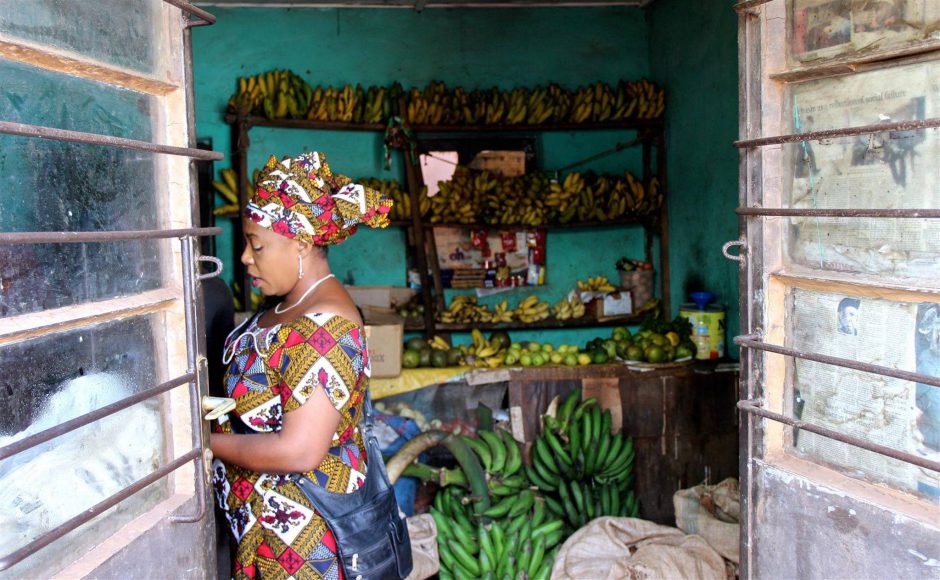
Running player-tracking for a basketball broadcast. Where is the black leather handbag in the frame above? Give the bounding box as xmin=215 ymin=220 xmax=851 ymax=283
xmin=292 ymin=391 xmax=413 ymax=580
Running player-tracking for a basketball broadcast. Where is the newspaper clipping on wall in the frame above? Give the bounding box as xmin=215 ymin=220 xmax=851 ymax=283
xmin=787 ymin=288 xmax=940 ymax=501
xmin=790 ymin=0 xmax=940 ymax=63
xmin=785 ymin=60 xmax=940 ymax=281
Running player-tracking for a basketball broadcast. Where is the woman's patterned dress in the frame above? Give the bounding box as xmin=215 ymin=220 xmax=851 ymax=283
xmin=212 ymin=312 xmax=370 ymax=580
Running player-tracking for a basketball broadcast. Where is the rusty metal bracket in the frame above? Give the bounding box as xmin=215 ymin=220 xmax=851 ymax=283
xmin=734 ymin=117 xmax=940 ymax=149
xmin=161 ymin=0 xmax=216 ymax=27
xmin=737 ymin=207 xmax=940 ymax=218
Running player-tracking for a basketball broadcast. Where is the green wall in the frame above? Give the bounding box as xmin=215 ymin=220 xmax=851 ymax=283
xmin=192 ymin=4 xmax=739 ymax=353
xmin=648 ymin=0 xmax=740 ymax=357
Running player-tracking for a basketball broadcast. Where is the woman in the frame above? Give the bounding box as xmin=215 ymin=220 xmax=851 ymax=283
xmin=210 ymin=151 xmax=393 ymax=579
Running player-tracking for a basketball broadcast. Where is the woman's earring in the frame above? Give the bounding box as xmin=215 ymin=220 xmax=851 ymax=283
xmin=298 ymin=255 xmax=304 ymax=279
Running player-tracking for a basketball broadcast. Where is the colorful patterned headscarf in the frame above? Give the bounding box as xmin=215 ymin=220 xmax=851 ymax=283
xmin=246 ymin=151 xmax=393 ymax=246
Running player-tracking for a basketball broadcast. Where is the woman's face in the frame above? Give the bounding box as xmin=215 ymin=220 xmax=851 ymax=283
xmin=241 ymin=218 xmax=300 ymax=297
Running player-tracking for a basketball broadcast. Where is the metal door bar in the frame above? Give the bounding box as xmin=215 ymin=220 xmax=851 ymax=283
xmin=0 ymin=226 xmax=222 ymax=245
xmin=0 ymin=121 xmax=223 ymax=161
xmin=737 ymin=208 xmax=940 ymax=218
xmin=0 ymin=449 xmax=201 ymax=572
xmin=735 ymin=335 xmax=940 ymax=388
xmin=734 ymin=117 xmax=940 ymax=148
xmin=738 ymin=399 xmax=940 ymax=473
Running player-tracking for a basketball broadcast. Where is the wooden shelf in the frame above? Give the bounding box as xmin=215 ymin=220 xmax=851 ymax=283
xmin=224 ymin=114 xmax=387 ymax=132
xmin=434 ymin=314 xmax=643 ymax=333
xmin=408 ymin=119 xmax=664 ymax=133
xmin=424 ymin=217 xmax=654 ymax=230
xmin=222 ymin=114 xmax=663 ymax=135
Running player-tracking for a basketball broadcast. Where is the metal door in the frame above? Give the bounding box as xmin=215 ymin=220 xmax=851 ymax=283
xmin=0 ymin=2 xmax=222 ymax=577
xmin=733 ymin=1 xmax=940 ymax=577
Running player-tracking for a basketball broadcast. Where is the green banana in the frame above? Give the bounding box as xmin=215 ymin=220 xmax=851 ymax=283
xmin=532 ymin=557 xmax=553 ymax=580
xmin=531 ymin=519 xmax=564 ymax=539
xmin=599 ymin=432 xmax=624 ymax=474
xmin=594 ymin=429 xmax=613 ymax=474
xmin=508 ymin=489 xmax=535 ymax=518
xmin=478 ymin=524 xmax=495 ymax=565
xmin=479 ymin=430 xmax=507 ymax=473
xmin=460 ymin=435 xmax=493 ymax=472
xmin=544 ymin=428 xmax=573 ymax=469
xmin=525 ymin=464 xmax=557 ymax=492
xmin=429 ymin=508 xmax=453 ymax=539
xmin=450 ymin=517 xmax=478 ymax=554
xmin=534 ymin=437 xmax=560 ymax=474
xmin=478 ymin=545 xmax=493 ymax=574
xmin=543 ymin=495 xmax=565 ymax=518
xmin=531 ymin=497 xmax=547 ymax=528
xmin=442 ymin=434 xmax=490 ymax=515
xmin=591 ymin=406 xmax=602 ymax=443
xmin=482 ymin=496 xmax=514 ymax=519
xmin=498 ymin=429 xmax=522 ymax=477
xmin=557 ymin=390 xmax=580 ymax=426
xmin=581 ymin=410 xmax=593 ymax=452
xmin=517 ymin=539 xmax=533 ymax=577
xmin=569 ymin=414 xmax=582 ymax=457
xmin=490 ymin=521 xmax=505 ymax=562
xmin=610 ymin=485 xmax=621 ymax=517
xmin=573 ymin=397 xmax=598 ymax=420
xmin=528 ymin=536 xmax=547 ymax=579
xmin=448 ymin=538 xmax=482 ymax=576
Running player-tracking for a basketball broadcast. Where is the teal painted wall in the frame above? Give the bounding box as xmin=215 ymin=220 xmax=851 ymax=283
xmin=192 ymin=4 xmax=740 ymax=353
xmin=193 ymin=7 xmax=653 ymax=346
xmin=648 ymin=0 xmax=740 ymax=358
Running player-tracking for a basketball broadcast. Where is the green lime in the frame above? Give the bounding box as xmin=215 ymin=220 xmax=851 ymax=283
xmin=541 ymin=343 xmax=554 ymax=353
xmin=646 ymin=345 xmax=666 ymax=363
xmin=591 ymin=350 xmax=609 ymax=364
xmin=550 ymin=352 xmax=564 ymax=364
xmin=419 ymin=347 xmax=432 ymax=367
xmin=505 ymin=353 xmax=518 ymax=366
xmin=649 ymin=334 xmax=667 ymax=346
xmin=447 ymin=349 xmax=463 ymax=366
xmin=531 ymin=353 xmax=546 ymax=366
xmin=520 ymin=354 xmax=533 ymax=367
xmin=626 ymin=345 xmax=644 ymax=361
xmin=527 ymin=342 xmax=542 ymax=352
xmin=564 ymin=353 xmax=579 ymax=366
xmin=577 ymin=353 xmax=592 ymax=366
xmin=402 ymin=350 xmax=420 ymax=368
xmin=676 ymin=345 xmax=693 ymax=359
xmin=431 ymin=350 xmax=449 ymax=368
xmin=406 ymin=337 xmax=428 ymax=351
xmin=490 ymin=331 xmax=511 ymax=349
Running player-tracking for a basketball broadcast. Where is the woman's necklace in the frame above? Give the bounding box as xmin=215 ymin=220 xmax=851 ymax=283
xmin=274 ymin=273 xmax=336 ymax=314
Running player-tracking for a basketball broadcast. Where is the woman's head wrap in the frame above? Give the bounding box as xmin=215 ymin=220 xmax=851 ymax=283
xmin=245 ymin=151 xmax=393 ymax=246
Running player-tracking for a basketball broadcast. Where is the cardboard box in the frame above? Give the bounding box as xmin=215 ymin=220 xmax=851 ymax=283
xmin=599 ymin=291 xmax=633 ymax=318
xmin=468 ymin=150 xmax=526 ymax=177
xmin=347 ymin=286 xmax=417 ymax=310
xmin=364 ymin=311 xmax=404 ymax=378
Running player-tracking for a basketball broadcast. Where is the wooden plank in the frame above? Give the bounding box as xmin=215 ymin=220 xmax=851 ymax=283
xmin=581 ymin=377 xmax=622 ymax=432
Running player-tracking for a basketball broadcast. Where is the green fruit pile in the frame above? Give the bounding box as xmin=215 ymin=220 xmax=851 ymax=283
xmin=401 ymin=337 xmax=463 ymax=369
xmin=526 ymin=392 xmax=639 ymax=528
xmin=431 ymin=429 xmax=563 ymax=580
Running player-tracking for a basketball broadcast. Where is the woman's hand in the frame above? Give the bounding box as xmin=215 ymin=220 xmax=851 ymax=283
xmin=210 ymin=387 xmax=342 ymax=474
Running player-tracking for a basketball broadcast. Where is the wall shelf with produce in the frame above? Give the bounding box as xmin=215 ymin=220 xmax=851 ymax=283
xmin=220 ymin=72 xmax=670 ymax=343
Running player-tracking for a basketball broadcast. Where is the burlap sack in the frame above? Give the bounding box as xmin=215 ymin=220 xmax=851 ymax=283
xmin=673 ymin=478 xmax=740 ymax=565
xmin=551 ymin=517 xmax=727 ymax=580
xmin=405 ymin=514 xmax=438 ymax=580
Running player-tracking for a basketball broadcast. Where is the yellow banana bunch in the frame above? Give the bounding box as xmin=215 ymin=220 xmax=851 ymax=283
xmin=438 ymin=296 xmax=494 ymax=324
xmin=491 ymin=300 xmax=515 ymax=323
xmin=212 ymin=168 xmax=241 ymax=216
xmin=577 ymin=276 xmax=618 ymax=293
xmin=227 ymin=69 xmax=314 ymax=120
xmin=429 ymin=336 xmax=451 ymax=351
xmin=551 ymin=293 xmax=587 ymax=320
xmin=513 ymin=295 xmax=550 ymax=323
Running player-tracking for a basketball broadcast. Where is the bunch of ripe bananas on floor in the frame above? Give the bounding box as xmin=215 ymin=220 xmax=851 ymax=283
xmin=402 ymin=79 xmax=664 ymax=126
xmin=211 ymin=168 xmax=241 ymax=217
xmin=577 ymin=276 xmax=619 ymax=293
xmin=551 ymin=293 xmax=587 ymax=321
xmin=527 ymin=392 xmax=640 ymax=530
xmin=227 ymin=69 xmax=315 ymax=119
xmin=431 ymin=428 xmax=565 ymax=580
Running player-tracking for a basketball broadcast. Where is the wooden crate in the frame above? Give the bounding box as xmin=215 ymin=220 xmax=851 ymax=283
xmin=507 ymin=362 xmax=739 ymax=525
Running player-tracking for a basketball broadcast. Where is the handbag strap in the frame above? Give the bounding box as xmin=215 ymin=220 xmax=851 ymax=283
xmin=361 ymin=386 xmax=376 ymax=438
